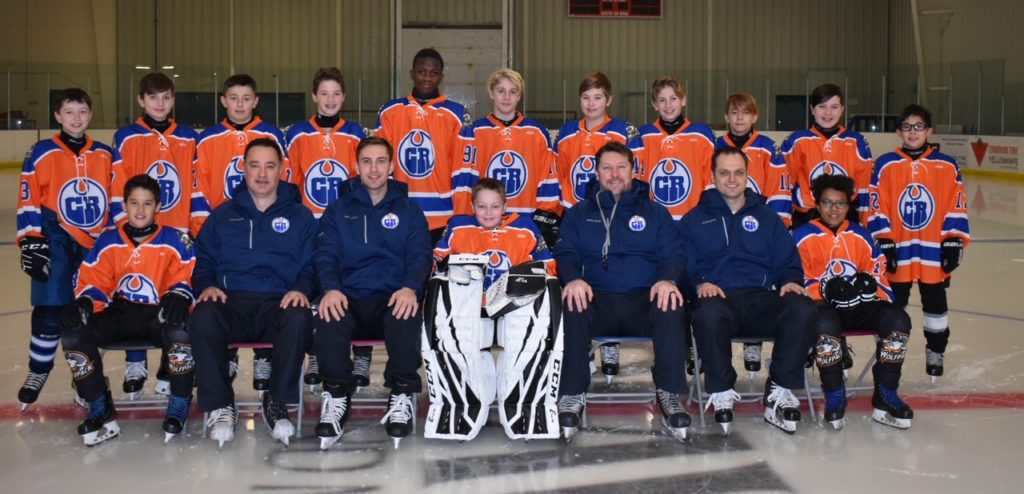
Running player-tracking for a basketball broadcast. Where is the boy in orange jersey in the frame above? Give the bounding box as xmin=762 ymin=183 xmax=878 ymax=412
xmin=868 ymin=104 xmax=969 ymax=381
xmin=795 ymin=175 xmax=913 ymax=431
xmin=59 ymin=175 xmax=196 ymax=445
xmin=16 ymin=88 xmax=118 ymax=411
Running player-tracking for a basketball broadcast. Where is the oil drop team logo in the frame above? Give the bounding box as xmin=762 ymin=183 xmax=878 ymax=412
xmin=809 ymin=161 xmax=849 ymax=181
xmin=117 ymin=274 xmax=159 ymax=304
xmin=484 ymin=250 xmax=512 ymax=290
xmin=570 ymin=155 xmax=597 ymax=201
xmin=59 ymin=178 xmax=108 ymax=229
xmin=398 ymin=130 xmax=436 ymax=178
xmin=223 ymin=156 xmax=246 ymax=200
xmin=147 ymin=160 xmax=182 ymax=211
xmin=898 ymin=184 xmax=935 ymax=231
xmin=650 ymin=158 xmax=692 ymax=207
xmin=305 ymin=159 xmax=349 ymax=208
xmin=823 ymin=259 xmax=859 ymax=282
xmin=487 ymin=151 xmax=529 ymax=198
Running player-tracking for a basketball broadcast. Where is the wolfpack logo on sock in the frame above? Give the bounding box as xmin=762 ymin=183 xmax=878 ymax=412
xmin=117 ymin=274 xmax=159 ymax=304
xmin=223 ymin=156 xmax=246 ymax=200
xmin=815 ymin=334 xmax=843 ymax=368
xmin=398 ymin=130 xmax=436 ymax=179
xmin=59 ymin=178 xmax=108 ymax=229
xmin=66 ymin=351 xmax=95 ymax=380
xmin=879 ymin=332 xmax=909 ymax=363
xmin=487 ymin=151 xmax=529 ymax=198
xmin=147 ymin=160 xmax=182 ymax=211
xmin=167 ymin=343 xmax=195 ymax=375
xmin=898 ymin=183 xmax=935 ymax=231
xmin=650 ymin=158 xmax=693 ymax=207
xmin=570 ymin=156 xmax=597 ymax=202
xmin=304 ymin=159 xmax=348 ymax=209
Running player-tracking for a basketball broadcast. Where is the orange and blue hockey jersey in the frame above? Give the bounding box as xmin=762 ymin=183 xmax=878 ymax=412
xmin=17 ymin=135 xmax=117 ymax=250
xmin=375 ymin=95 xmax=469 ymax=231
xmin=781 ymin=127 xmax=873 ymax=220
xmin=433 ymin=213 xmax=555 ymax=291
xmin=554 ymin=116 xmax=631 ymax=209
xmin=74 ymin=225 xmax=196 ymax=313
xmin=630 ymin=119 xmax=716 ymax=220
xmin=112 ymin=119 xmax=205 ymax=235
xmin=867 ymin=147 xmax=970 ymax=284
xmin=285 ymin=116 xmax=366 ymax=218
xmin=715 ymin=132 xmax=792 ymax=225
xmin=194 ymin=117 xmax=289 ymax=225
xmin=794 ymin=218 xmax=893 ymax=302
xmin=461 ymin=114 xmax=561 ymax=215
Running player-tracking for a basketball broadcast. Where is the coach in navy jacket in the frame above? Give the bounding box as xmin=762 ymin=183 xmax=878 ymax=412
xmin=190 ymin=138 xmax=317 ymax=440
xmin=314 ymin=137 xmax=432 ymax=409
xmin=554 ymin=141 xmax=688 ymax=420
xmin=679 ymin=146 xmax=816 ymax=434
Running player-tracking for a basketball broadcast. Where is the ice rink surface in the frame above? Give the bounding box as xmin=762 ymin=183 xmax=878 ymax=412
xmin=1 ymin=173 xmax=1022 ymax=493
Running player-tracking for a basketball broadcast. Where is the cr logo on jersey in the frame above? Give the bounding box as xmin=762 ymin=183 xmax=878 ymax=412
xmin=898 ymin=183 xmax=935 ymax=231
xmin=223 ymin=156 xmax=246 ymax=200
xmin=59 ymin=178 xmax=108 ymax=229
xmin=398 ymin=130 xmax=436 ymax=179
xmin=147 ymin=160 xmax=182 ymax=211
xmin=823 ymin=259 xmax=859 ymax=282
xmin=651 ymin=159 xmax=693 ymax=207
xmin=488 ymin=151 xmax=529 ymax=198
xmin=117 ymin=274 xmax=159 ymax=304
xmin=570 ymin=155 xmax=597 ymax=201
xmin=305 ymin=159 xmax=348 ymax=208
xmin=484 ymin=250 xmax=512 ymax=290
xmin=809 ymin=161 xmax=849 ymax=181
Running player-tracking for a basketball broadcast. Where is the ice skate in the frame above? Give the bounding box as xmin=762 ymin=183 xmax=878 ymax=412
xmin=228 ymin=352 xmax=239 ymax=383
xmin=823 ymin=386 xmax=847 ymax=430
xmin=925 ymin=349 xmax=944 ymax=384
xmin=122 ymin=360 xmax=148 ymax=400
xmin=304 ymin=354 xmax=321 ymax=392
xmin=841 ymin=338 xmax=854 ymax=380
xmin=261 ymin=392 xmax=294 ymax=446
xmin=599 ymin=343 xmax=620 ymax=384
xmin=154 ymin=379 xmax=171 ymax=397
xmin=380 ymin=392 xmax=416 ymax=449
xmin=872 ymin=384 xmax=913 ymax=429
xmin=162 ymin=394 xmax=192 ymax=443
xmin=743 ymin=343 xmax=762 ymax=379
xmin=655 ymin=389 xmax=690 ymax=442
xmin=316 ymin=391 xmax=351 ymax=450
xmin=558 ymin=394 xmax=586 ymax=442
xmin=206 ymin=404 xmax=236 ymax=448
xmin=71 ymin=380 xmax=88 ymax=409
xmin=253 ymin=356 xmax=271 ymax=396
xmin=763 ymin=380 xmax=801 ymax=434
xmin=704 ymin=389 xmax=741 ymax=435
xmin=352 ymin=349 xmax=372 ymax=392
xmin=79 ymin=391 xmax=119 ymax=447
xmin=18 ymin=370 xmax=49 ymax=412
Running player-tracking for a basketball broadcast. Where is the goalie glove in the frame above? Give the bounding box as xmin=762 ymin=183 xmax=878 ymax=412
xmin=876 ymin=238 xmax=897 ymax=274
xmin=850 ymin=272 xmax=878 ymax=303
xmin=485 ymin=261 xmax=548 ymax=318
xmin=158 ymin=289 xmax=193 ymax=325
xmin=19 ymin=236 xmax=51 ymax=283
xmin=821 ymin=276 xmax=859 ymax=310
xmin=59 ymin=297 xmax=94 ymax=331
xmin=941 ymin=238 xmax=964 ymax=274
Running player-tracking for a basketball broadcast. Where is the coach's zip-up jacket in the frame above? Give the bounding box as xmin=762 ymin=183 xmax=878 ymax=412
xmin=315 ymin=178 xmax=432 ymax=300
xmin=678 ymin=188 xmax=803 ymax=291
xmin=192 ymin=182 xmax=317 ymax=297
xmin=554 ymin=179 xmax=685 ymax=295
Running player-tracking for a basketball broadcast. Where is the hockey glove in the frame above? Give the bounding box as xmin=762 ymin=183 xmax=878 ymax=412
xmin=877 ymin=238 xmax=897 ymax=274
xmin=59 ymin=297 xmax=94 ymax=331
xmin=821 ymin=277 xmax=859 ymax=310
xmin=158 ymin=289 xmax=193 ymax=326
xmin=941 ymin=238 xmax=964 ymax=274
xmin=19 ymin=236 xmax=51 ymax=283
xmin=850 ymin=272 xmax=878 ymax=303
xmin=531 ymin=210 xmax=562 ymax=248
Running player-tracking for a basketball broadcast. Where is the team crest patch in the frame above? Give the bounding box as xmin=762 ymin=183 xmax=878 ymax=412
xmin=382 ymin=213 xmax=400 ymax=229
xmin=167 ymin=343 xmax=194 ymax=375
xmin=741 ymin=215 xmax=759 ymax=232
xmin=628 ymin=215 xmax=646 ymax=232
xmin=65 ymin=351 xmax=94 ymax=380
xmin=272 ymin=217 xmax=290 ymax=233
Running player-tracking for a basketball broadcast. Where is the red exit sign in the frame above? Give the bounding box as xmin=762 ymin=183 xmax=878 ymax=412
xmin=568 ymin=0 xmax=662 ymax=18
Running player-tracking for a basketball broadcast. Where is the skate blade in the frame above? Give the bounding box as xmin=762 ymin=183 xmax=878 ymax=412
xmin=74 ymin=396 xmax=88 ymax=409
xmin=392 ymin=437 xmax=401 ymax=449
xmin=930 ymin=375 xmax=938 ymax=385
xmin=319 ymin=434 xmax=342 ymax=450
xmin=20 ymin=402 xmax=29 ymax=413
xmin=747 ymin=371 xmax=757 ymax=381
xmin=763 ymin=411 xmax=797 ymax=434
xmin=604 ymin=375 xmax=614 ymax=385
xmin=829 ymin=418 xmax=847 ymax=430
xmin=355 ymin=386 xmax=364 ymax=394
xmin=154 ymin=381 xmax=171 ymax=397
xmin=872 ymin=409 xmax=912 ymax=429
xmin=84 ymin=421 xmax=121 ymax=446
xmin=561 ymin=426 xmax=577 ymax=443
xmin=843 ymin=369 xmax=849 ymax=380
xmin=164 ymin=432 xmax=177 ymax=444
xmin=662 ymin=423 xmax=687 ymax=442
xmin=127 ymin=390 xmax=144 ymax=401
xmin=720 ymin=422 xmax=731 ymax=436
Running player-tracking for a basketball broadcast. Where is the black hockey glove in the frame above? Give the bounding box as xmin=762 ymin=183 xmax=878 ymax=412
xmin=19 ymin=236 xmax=51 ymax=283
xmin=850 ymin=272 xmax=878 ymax=303
xmin=876 ymin=238 xmax=898 ymax=274
xmin=531 ymin=210 xmax=562 ymax=249
xmin=158 ymin=290 xmax=193 ymax=326
xmin=59 ymin=297 xmax=94 ymax=331
xmin=821 ymin=276 xmax=859 ymax=310
xmin=941 ymin=238 xmax=964 ymax=274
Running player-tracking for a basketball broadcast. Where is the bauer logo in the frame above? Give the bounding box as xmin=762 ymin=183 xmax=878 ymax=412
xmin=570 ymin=155 xmax=597 ymax=201
xmin=116 ymin=273 xmax=160 ymax=304
xmin=809 ymin=161 xmax=849 ymax=181
xmin=487 ymin=151 xmax=529 ymax=198
xmin=223 ymin=156 xmax=246 ymax=200
xmin=398 ymin=130 xmax=436 ymax=179
xmin=898 ymin=184 xmax=935 ymax=231
xmin=147 ymin=160 xmax=182 ymax=211
xmin=59 ymin=178 xmax=108 ymax=229
xmin=382 ymin=213 xmax=400 ymax=229
xmin=651 ymin=158 xmax=692 ymax=207
xmin=305 ymin=159 xmax=348 ymax=208
xmin=66 ymin=351 xmax=95 ymax=380
xmin=629 ymin=215 xmax=646 ymax=231
xmin=272 ymin=216 xmax=290 ymax=233
xmin=742 ymin=215 xmax=759 ymax=232
xmin=484 ymin=250 xmax=512 ymax=290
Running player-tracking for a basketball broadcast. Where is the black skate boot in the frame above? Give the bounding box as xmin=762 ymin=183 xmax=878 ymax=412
xmin=261 ymin=391 xmax=294 ymax=446
xmin=316 ymin=388 xmax=351 ymax=450
xmin=253 ymin=356 xmax=271 ymax=396
xmin=79 ymin=390 xmax=119 ymax=446
xmin=655 ymin=389 xmax=690 ymax=442
xmin=841 ymin=337 xmax=855 ymax=379
xmin=380 ymin=392 xmax=416 ymax=449
xmin=304 ymin=354 xmax=321 ymax=391
xmin=162 ymin=394 xmax=192 ymax=443
xmin=18 ymin=370 xmax=49 ymax=412
xmin=154 ymin=352 xmax=170 ymax=397
xmin=705 ymin=389 xmax=741 ymax=435
xmin=352 ymin=346 xmax=373 ymax=391
xmin=823 ymin=386 xmax=847 ymax=430
xmin=872 ymin=384 xmax=913 ymax=429
xmin=122 ymin=359 xmax=148 ymax=400
xmin=228 ymin=351 xmax=239 ymax=383
xmin=763 ymin=379 xmax=801 ymax=434
xmin=743 ymin=343 xmax=762 ymax=378
xmin=557 ymin=394 xmax=586 ymax=442
xmin=925 ymin=349 xmax=944 ymax=382
xmin=599 ymin=343 xmax=620 ymax=384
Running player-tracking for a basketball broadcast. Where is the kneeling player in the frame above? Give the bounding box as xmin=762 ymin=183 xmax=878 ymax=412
xmin=795 ymin=175 xmax=914 ymax=429
xmin=60 ymin=175 xmax=196 ymax=445
xmin=424 ymin=178 xmax=563 ymax=441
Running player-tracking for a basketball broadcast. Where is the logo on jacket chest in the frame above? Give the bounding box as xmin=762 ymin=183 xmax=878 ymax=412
xmin=629 ymin=215 xmax=646 ymax=231
xmin=272 ymin=217 xmax=290 ymax=233
xmin=487 ymin=151 xmax=529 ymax=198
xmin=223 ymin=156 xmax=246 ymax=200
xmin=898 ymin=184 xmax=935 ymax=231
xmin=59 ymin=178 xmax=108 ymax=229
xmin=117 ymin=274 xmax=159 ymax=304
xmin=651 ymin=158 xmax=692 ymax=206
xmin=305 ymin=159 xmax=349 ymax=208
xmin=147 ymin=160 xmax=182 ymax=211
xmin=398 ymin=130 xmax=435 ymax=178
xmin=741 ymin=215 xmax=759 ymax=232
xmin=382 ymin=213 xmax=400 ymax=229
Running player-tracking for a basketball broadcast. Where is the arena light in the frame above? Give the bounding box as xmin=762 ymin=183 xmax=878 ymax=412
xmin=134 ymin=65 xmax=151 ymax=70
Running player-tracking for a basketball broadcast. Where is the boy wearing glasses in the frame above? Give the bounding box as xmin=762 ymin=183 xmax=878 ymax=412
xmin=867 ymin=104 xmax=969 ymax=382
